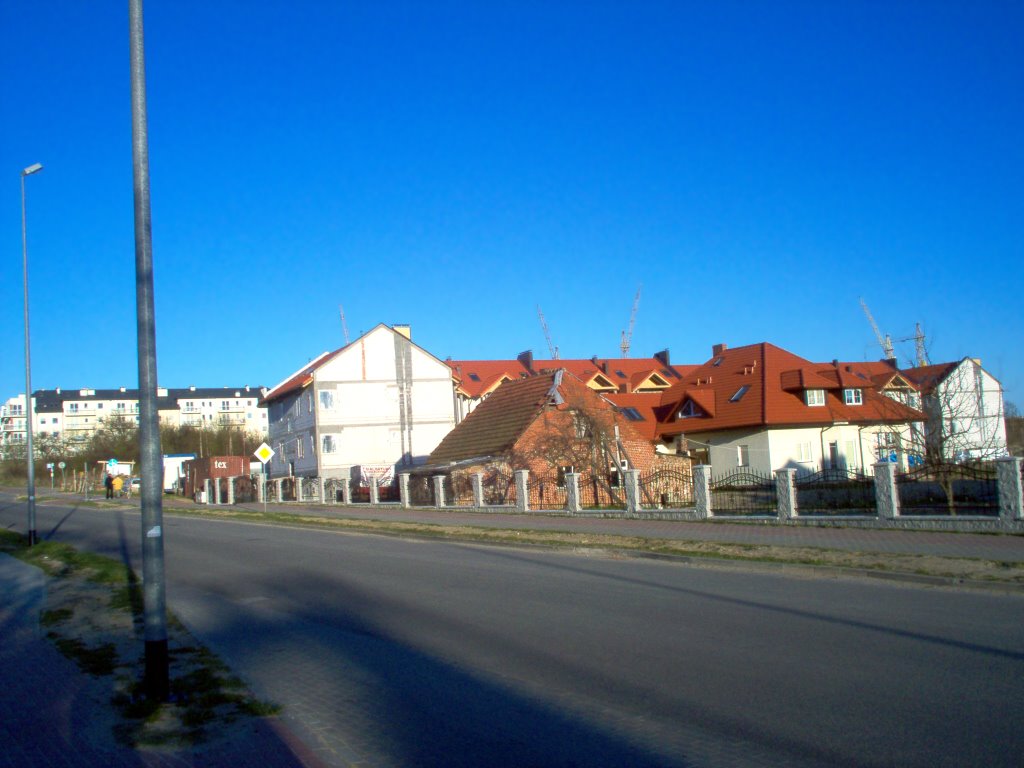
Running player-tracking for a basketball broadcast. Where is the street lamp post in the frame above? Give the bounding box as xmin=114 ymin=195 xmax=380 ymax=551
xmin=21 ymin=162 xmax=43 ymax=546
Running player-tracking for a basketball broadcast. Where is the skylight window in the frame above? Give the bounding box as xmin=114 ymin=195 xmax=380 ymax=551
xmin=615 ymin=370 xmax=627 ymax=379
xmin=468 ymin=373 xmax=481 ymax=382
xmin=712 ymin=357 xmax=724 ymax=367
xmin=730 ymin=385 xmax=750 ymax=402
xmin=620 ymin=407 xmax=644 ymax=422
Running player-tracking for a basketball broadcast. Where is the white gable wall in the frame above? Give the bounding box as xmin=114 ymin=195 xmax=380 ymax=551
xmin=277 ymin=325 xmax=457 ymax=480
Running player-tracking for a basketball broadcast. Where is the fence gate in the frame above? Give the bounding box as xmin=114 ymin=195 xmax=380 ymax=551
xmin=527 ymin=473 xmax=568 ymax=511
xmin=483 ymin=469 xmax=514 ymax=505
xmin=795 ymin=469 xmax=874 ymax=516
xmin=896 ymin=463 xmax=999 ymax=516
xmin=639 ymin=467 xmax=694 ymax=508
xmin=710 ymin=470 xmax=777 ymax=516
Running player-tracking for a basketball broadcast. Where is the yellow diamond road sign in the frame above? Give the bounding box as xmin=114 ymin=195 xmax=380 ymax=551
xmin=254 ymin=442 xmax=275 ymax=464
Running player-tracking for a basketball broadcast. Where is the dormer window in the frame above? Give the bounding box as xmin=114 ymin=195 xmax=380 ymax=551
xmin=844 ymin=388 xmax=863 ymax=405
xmin=805 ymin=389 xmax=826 ymax=406
xmin=678 ymin=400 xmax=702 ymax=418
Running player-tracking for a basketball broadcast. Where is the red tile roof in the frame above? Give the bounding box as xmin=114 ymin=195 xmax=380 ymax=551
xmin=447 ymin=356 xmax=690 ymax=398
xmin=657 ymin=342 xmax=925 ymax=437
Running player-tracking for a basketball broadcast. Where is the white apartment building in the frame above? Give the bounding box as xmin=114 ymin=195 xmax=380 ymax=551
xmin=1 ymin=385 xmax=268 ymax=455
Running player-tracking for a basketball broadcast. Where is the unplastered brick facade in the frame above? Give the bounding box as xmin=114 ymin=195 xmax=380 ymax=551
xmin=422 ymin=369 xmax=689 ymax=508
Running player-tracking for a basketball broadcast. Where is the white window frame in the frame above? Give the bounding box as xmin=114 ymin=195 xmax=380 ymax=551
xmin=805 ymin=389 xmax=826 ymax=407
xmin=844 ymin=388 xmax=863 ymax=405
xmin=322 ymin=434 xmax=336 ymax=454
xmin=678 ymin=400 xmax=701 ymax=418
xmin=798 ymin=442 xmax=813 ymax=462
xmin=737 ymin=445 xmax=750 ymax=467
xmin=319 ymin=391 xmax=334 ymax=410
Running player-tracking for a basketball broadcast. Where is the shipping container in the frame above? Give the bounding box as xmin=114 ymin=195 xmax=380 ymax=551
xmin=182 ymin=456 xmax=250 ymax=500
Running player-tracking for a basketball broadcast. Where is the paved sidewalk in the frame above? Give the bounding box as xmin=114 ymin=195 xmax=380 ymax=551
xmin=0 ymin=554 xmax=317 ymax=768
xmin=229 ymin=500 xmax=1024 ymax=562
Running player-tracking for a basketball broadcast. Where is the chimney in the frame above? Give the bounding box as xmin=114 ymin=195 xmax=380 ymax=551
xmin=517 ymin=349 xmax=534 ymax=373
xmin=654 ymin=349 xmax=671 ymax=367
xmin=712 ymin=343 xmax=727 ymax=357
xmin=393 ymin=324 xmax=411 ymax=340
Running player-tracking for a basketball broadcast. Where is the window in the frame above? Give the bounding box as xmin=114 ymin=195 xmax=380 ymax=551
xmin=322 ymin=435 xmax=336 ymax=454
xmin=69 ymin=403 xmax=79 ymax=413
xmin=844 ymin=388 xmax=863 ymax=405
xmin=730 ymin=385 xmax=750 ymax=403
xmin=221 ymin=400 xmax=231 ymax=411
xmin=615 ymin=370 xmax=626 ymax=379
xmin=9 ymin=404 xmax=23 ymax=416
xmin=319 ymin=391 xmax=334 ymax=409
xmin=620 ymin=407 xmax=644 ymax=422
xmin=52 ymin=418 xmax=57 ymax=424
xmin=297 ymin=438 xmax=304 ymax=459
xmin=97 ymin=403 xmax=104 ymax=409
xmin=712 ymin=357 xmax=724 ymax=367
xmin=678 ymin=400 xmax=702 ymax=418
xmin=737 ymin=445 xmax=750 ymax=467
xmin=468 ymin=373 xmax=481 ymax=382
xmin=798 ymin=442 xmax=813 ymax=462
xmin=805 ymin=389 xmax=826 ymax=406
xmin=116 ymin=402 xmax=126 ymax=411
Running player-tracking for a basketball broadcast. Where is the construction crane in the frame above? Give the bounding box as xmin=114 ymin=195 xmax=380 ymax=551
xmin=620 ymin=284 xmax=642 ymax=358
xmin=536 ymin=305 xmax=558 ymax=359
xmin=859 ymin=298 xmax=895 ymax=361
xmin=339 ymin=304 xmax=350 ymax=345
xmin=897 ymin=322 xmax=929 ymax=368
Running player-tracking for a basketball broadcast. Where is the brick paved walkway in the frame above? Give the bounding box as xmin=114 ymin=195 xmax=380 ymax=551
xmin=0 ymin=554 xmax=316 ymax=768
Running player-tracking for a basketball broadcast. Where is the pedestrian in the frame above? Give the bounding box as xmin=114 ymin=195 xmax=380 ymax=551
xmin=104 ymin=473 xmax=114 ymax=499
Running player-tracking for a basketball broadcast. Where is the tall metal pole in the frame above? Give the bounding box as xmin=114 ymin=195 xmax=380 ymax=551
xmin=21 ymin=163 xmax=43 ymax=546
xmin=129 ymin=0 xmax=168 ymax=700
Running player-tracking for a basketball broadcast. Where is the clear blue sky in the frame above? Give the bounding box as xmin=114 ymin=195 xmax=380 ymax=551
xmin=2 ymin=1 xmax=1021 ymax=405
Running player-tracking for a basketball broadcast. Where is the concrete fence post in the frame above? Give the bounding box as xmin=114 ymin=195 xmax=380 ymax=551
xmin=997 ymin=457 xmax=1023 ymax=522
xmin=341 ymin=479 xmax=352 ymax=505
xmin=565 ymin=472 xmax=582 ymax=514
xmin=203 ymin=478 xmax=211 ymax=505
xmin=319 ymin=477 xmax=326 ymax=505
xmin=227 ymin=476 xmax=236 ymax=505
xmin=296 ymin=477 xmax=304 ymax=503
xmin=369 ymin=480 xmax=379 ymax=505
xmin=693 ymin=465 xmax=712 ymax=519
xmin=624 ymin=469 xmax=641 ymax=516
xmin=472 ymin=473 xmax=484 ymax=508
xmin=214 ymin=477 xmax=222 ymax=505
xmin=873 ymin=462 xmax=899 ymax=519
xmin=776 ymin=469 xmax=797 ymax=520
xmin=514 ymin=470 xmax=529 ymax=512
xmin=432 ymin=475 xmax=446 ymax=508
xmin=275 ymin=478 xmax=283 ymax=503
xmin=399 ymin=473 xmax=411 ymax=508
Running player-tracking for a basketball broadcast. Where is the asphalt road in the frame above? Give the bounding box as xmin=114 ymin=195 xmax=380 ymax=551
xmin=3 ymin=493 xmax=1024 ymax=767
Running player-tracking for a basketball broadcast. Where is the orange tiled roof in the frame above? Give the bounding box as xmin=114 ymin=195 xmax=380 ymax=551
xmin=657 ymin=342 xmax=925 ymax=437
xmin=447 ymin=355 xmax=688 ymax=398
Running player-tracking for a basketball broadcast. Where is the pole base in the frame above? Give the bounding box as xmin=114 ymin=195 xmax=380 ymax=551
xmin=144 ymin=639 xmax=169 ymax=701
xmin=28 ymin=529 xmax=37 ymax=546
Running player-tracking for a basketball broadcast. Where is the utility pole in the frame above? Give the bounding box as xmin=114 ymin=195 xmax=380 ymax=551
xmin=129 ymin=0 xmax=168 ymax=701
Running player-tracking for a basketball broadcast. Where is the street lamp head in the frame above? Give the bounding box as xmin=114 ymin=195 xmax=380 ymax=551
xmin=21 ymin=163 xmax=43 ymax=176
